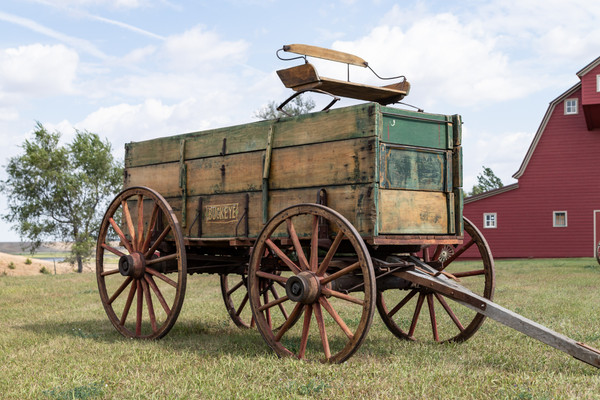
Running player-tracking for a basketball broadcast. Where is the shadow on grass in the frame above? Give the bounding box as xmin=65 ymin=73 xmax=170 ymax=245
xmin=16 ymin=317 xmax=275 ymax=357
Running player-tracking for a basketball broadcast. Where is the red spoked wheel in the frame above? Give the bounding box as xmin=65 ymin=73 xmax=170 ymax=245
xmin=220 ymin=273 xmax=254 ymax=329
xmin=221 ymin=271 xmax=291 ymax=329
xmin=96 ymin=186 xmax=186 ymax=339
xmin=376 ymin=217 xmax=495 ymax=343
xmin=248 ymin=204 xmax=376 ymax=363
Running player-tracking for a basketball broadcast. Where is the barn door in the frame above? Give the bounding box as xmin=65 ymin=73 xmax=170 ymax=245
xmin=594 ymin=210 xmax=600 ymax=257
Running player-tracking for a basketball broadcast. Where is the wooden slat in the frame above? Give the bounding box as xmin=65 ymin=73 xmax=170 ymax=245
xmin=282 ymin=44 xmax=367 ymax=67
xmin=125 ymin=104 xmax=378 ymax=168
xmin=125 ymin=137 xmax=377 ymax=198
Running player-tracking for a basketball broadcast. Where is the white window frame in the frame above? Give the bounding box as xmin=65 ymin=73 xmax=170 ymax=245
xmin=553 ymin=211 xmax=567 ymax=227
xmin=564 ymin=98 xmax=578 ymax=115
xmin=483 ymin=213 xmax=497 ymax=229
xmin=597 ymin=74 xmax=600 ymax=92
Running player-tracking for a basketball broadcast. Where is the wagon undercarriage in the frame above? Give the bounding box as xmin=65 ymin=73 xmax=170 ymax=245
xmin=96 ymin=44 xmax=600 ymax=370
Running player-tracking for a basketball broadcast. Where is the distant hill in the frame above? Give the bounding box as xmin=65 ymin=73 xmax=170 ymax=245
xmin=0 ymin=242 xmax=70 ymax=255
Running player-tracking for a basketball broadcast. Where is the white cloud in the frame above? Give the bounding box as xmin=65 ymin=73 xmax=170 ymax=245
xmin=161 ymin=26 xmax=249 ymax=72
xmin=33 ymin=0 xmax=152 ymax=9
xmin=0 ymin=44 xmax=79 ymax=100
xmin=328 ymin=16 xmax=543 ymax=107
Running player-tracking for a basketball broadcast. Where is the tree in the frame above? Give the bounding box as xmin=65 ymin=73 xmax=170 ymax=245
xmin=469 ymin=166 xmax=504 ymax=196
xmin=254 ymin=95 xmax=315 ymax=120
xmin=1 ymin=123 xmax=122 ymax=272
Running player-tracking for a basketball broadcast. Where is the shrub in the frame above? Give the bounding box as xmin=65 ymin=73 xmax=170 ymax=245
xmin=8 ymin=262 xmax=16 ymax=270
xmin=25 ymin=258 xmax=32 ymax=265
xmin=40 ymin=266 xmax=50 ymax=275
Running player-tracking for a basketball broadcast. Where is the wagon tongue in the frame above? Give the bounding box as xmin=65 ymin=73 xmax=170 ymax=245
xmin=394 ymin=257 xmax=600 ymax=369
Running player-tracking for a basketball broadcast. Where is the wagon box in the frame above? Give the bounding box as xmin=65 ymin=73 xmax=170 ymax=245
xmin=123 ymin=103 xmax=464 ymax=244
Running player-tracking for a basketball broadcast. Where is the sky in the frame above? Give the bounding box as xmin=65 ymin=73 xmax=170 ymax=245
xmin=0 ymin=0 xmax=599 ymax=242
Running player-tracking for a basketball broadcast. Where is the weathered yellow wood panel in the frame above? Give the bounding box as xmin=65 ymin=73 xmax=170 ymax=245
xmin=378 ymin=190 xmax=448 ymax=234
xmin=125 ymin=138 xmax=377 ymax=197
xmin=164 ymin=185 xmax=376 ymax=239
xmin=124 ymin=104 xmax=378 ymax=168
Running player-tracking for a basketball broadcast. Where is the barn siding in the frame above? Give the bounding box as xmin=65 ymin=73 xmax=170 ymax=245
xmin=464 ymin=82 xmax=600 ymax=258
xmin=581 ymin=63 xmax=600 ymax=105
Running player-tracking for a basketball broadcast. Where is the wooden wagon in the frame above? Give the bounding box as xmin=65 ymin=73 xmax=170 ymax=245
xmin=96 ymin=45 xmax=600 ymax=367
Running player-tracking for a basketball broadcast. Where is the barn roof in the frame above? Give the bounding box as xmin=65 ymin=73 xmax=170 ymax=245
xmin=576 ymin=55 xmax=600 ymax=77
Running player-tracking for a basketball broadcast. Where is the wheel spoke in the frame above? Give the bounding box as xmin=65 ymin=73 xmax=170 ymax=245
xmin=388 ymin=289 xmax=418 ymax=318
xmin=122 ymin=200 xmax=137 ymax=251
xmin=255 ymin=270 xmax=288 ymax=285
xmin=298 ymin=305 xmax=312 ymax=359
xmin=453 ymin=269 xmax=485 ymax=278
xmin=109 ymin=217 xmax=134 ymax=254
xmin=145 ymin=274 xmax=171 ymax=315
xmin=310 ymin=215 xmax=319 ymax=272
xmin=226 ymin=279 xmax=245 ymax=296
xmin=142 ymin=277 xmax=157 ymax=332
xmin=120 ymin=280 xmax=137 ymax=325
xmin=101 ymin=243 xmax=125 ymax=258
xmin=408 ymin=293 xmax=426 ymax=338
xmin=108 ymin=276 xmax=133 ymax=305
xmin=320 ymin=261 xmax=360 ymax=285
xmin=321 ymin=287 xmax=364 ymax=306
xmin=270 ymin=286 xmax=290 ymax=320
xmin=313 ymin=303 xmax=331 ymax=360
xmin=146 ymin=268 xmax=177 ymax=288
xmin=236 ymin=293 xmax=250 ymax=316
xmin=263 ymin=289 xmax=272 ymax=329
xmin=319 ymin=297 xmax=354 ymax=340
xmin=434 ymin=293 xmax=465 ymax=332
xmin=144 ymin=225 xmax=172 ymax=259
xmin=427 ymin=294 xmax=439 ymax=342
xmin=265 ymin=239 xmax=301 ymax=275
xmin=136 ymin=280 xmax=143 ymax=336
xmin=136 ymin=194 xmax=144 ymax=251
xmin=145 ymin=253 xmax=178 ymax=266
xmin=257 ymin=293 xmax=289 ymax=312
xmin=316 ymin=231 xmax=344 ymax=276
xmin=141 ymin=203 xmax=160 ymax=254
xmin=274 ymin=302 xmax=304 ymax=342
xmin=100 ymin=268 xmax=120 ymax=277
xmin=286 ymin=218 xmax=309 ymax=271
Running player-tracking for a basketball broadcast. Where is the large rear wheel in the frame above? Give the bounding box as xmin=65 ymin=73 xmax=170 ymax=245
xmin=96 ymin=186 xmax=186 ymax=339
xmin=248 ymin=204 xmax=376 ymax=363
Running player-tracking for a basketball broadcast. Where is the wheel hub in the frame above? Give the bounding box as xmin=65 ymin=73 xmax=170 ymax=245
xmin=118 ymin=252 xmax=146 ymax=279
xmin=286 ymin=271 xmax=321 ymax=304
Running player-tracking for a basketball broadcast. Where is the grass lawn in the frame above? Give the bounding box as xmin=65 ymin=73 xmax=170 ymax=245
xmin=1 ymin=258 xmax=600 ymax=399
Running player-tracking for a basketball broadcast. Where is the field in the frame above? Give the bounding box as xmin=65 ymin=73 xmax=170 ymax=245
xmin=1 ymin=258 xmax=600 ymax=399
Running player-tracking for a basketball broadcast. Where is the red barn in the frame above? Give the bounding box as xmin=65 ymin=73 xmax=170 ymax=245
xmin=464 ymin=56 xmax=600 ymax=258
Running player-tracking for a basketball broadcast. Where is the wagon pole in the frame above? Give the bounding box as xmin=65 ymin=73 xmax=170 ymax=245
xmin=395 ymin=259 xmax=600 ymax=368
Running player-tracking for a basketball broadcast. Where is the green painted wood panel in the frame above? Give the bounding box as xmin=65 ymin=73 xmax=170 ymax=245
xmin=380 ymin=145 xmax=448 ymax=191
xmin=380 ymin=106 xmax=453 ymax=150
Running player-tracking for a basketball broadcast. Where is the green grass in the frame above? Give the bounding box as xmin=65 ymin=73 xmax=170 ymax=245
xmin=1 ymin=258 xmax=600 ymax=399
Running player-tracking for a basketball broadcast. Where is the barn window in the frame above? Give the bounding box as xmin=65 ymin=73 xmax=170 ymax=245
xmin=484 ymin=213 xmax=497 ymax=228
xmin=597 ymin=75 xmax=600 ymax=92
xmin=553 ymin=211 xmax=567 ymax=227
xmin=564 ymin=99 xmax=578 ymax=114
